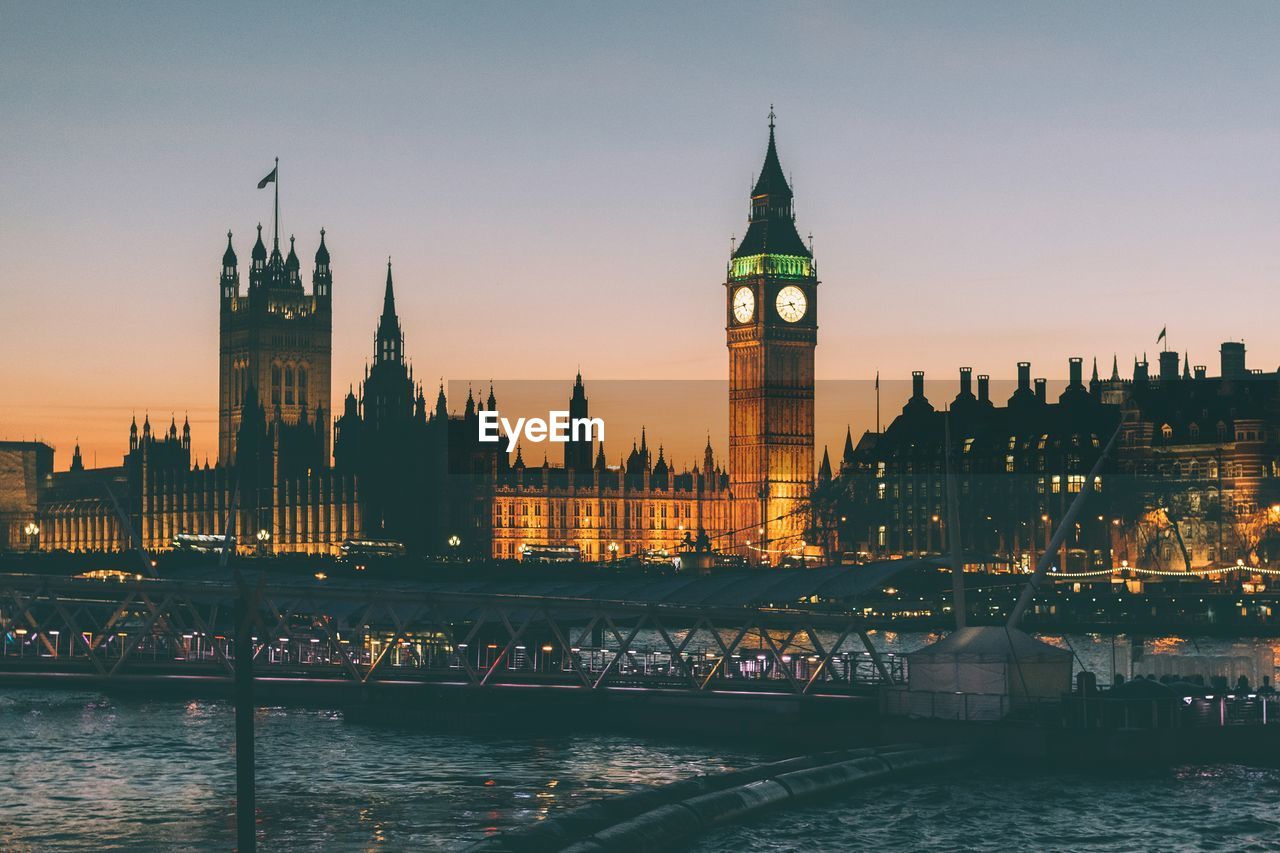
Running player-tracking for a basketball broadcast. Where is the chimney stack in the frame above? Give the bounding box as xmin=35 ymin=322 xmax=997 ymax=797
xmin=1068 ymin=357 xmax=1083 ymax=388
xmin=977 ymin=374 xmax=990 ymax=403
xmin=1017 ymin=362 xmax=1031 ymax=392
xmin=912 ymin=370 xmax=925 ymax=399
xmin=1034 ymin=378 xmax=1047 ymax=403
xmin=1194 ymin=365 xmax=1207 ymax=380
xmin=959 ymin=367 xmax=973 ymax=397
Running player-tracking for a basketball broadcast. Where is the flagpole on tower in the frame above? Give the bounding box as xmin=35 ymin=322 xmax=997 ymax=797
xmin=273 ymin=157 xmax=279 ymax=251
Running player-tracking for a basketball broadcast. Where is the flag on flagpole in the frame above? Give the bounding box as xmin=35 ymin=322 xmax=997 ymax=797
xmin=257 ymin=166 xmax=277 ymax=189
xmin=1157 ymin=326 xmax=1166 ymax=344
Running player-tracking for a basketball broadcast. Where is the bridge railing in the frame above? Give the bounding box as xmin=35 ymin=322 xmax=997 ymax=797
xmin=0 ymin=574 xmax=903 ymax=696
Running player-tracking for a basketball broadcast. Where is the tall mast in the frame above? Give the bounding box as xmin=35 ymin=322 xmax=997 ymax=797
xmin=272 ymin=157 xmax=280 ymax=252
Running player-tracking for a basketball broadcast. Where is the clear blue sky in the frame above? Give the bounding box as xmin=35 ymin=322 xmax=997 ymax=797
xmin=2 ymin=2 xmax=1278 ymax=467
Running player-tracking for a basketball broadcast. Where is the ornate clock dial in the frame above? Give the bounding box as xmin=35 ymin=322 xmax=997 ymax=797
xmin=732 ymin=286 xmax=755 ymax=323
xmin=775 ymin=285 xmax=806 ymax=322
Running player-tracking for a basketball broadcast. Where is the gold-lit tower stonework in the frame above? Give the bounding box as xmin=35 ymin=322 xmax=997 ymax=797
xmin=218 ymin=225 xmax=333 ymax=463
xmin=726 ymin=113 xmax=817 ymax=564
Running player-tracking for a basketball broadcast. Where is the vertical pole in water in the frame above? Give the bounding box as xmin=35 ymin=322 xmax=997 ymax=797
xmin=235 ymin=572 xmax=255 ymax=853
xmin=221 ymin=483 xmax=254 ymax=852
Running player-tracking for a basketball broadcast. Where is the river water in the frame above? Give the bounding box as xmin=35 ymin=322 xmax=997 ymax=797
xmin=1 ymin=633 xmax=1277 ymax=851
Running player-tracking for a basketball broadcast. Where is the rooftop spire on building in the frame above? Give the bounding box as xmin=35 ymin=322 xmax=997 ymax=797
xmin=223 ymin=230 xmax=237 ymax=266
xmin=733 ymin=109 xmax=810 ymax=259
xmin=315 ymin=228 xmax=329 ymax=265
xmin=251 ymin=223 xmax=267 ymax=262
xmin=382 ymin=257 xmax=396 ymax=319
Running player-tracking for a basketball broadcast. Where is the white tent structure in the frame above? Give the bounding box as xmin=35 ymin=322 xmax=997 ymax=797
xmin=885 ymin=627 xmax=1073 ymax=720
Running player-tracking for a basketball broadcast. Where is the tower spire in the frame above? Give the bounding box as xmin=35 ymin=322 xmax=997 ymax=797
xmin=382 ymin=257 xmax=396 ymax=318
xmin=733 ymin=110 xmax=809 ymax=259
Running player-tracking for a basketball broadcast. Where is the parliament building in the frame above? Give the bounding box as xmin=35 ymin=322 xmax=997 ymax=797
xmin=4 ymin=120 xmax=818 ymax=565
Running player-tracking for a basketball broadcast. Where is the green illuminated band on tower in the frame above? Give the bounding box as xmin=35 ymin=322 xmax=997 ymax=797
xmin=730 ymin=253 xmax=812 ymax=280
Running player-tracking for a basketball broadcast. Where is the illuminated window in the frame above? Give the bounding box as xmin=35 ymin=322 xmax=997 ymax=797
xmin=1051 ymin=475 xmax=1061 ymax=493
xmin=1161 ymin=424 xmax=1172 ymax=439
xmin=1067 ymin=474 xmax=1085 ymax=493
xmin=1005 ymin=455 xmax=1015 ymax=473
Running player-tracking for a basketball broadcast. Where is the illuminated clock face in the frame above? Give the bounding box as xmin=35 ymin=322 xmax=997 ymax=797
xmin=732 ymin=286 xmax=755 ymax=323
xmin=776 ymin=285 xmax=807 ymax=322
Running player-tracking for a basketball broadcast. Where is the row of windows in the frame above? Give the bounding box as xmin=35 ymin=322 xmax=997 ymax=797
xmin=271 ymin=364 xmax=309 ymax=407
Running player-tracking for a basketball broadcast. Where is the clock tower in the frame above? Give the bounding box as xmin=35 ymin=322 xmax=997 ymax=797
xmin=726 ymin=112 xmax=817 ymax=565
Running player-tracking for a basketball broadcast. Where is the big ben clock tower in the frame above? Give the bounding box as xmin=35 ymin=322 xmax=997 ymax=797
xmin=726 ymin=112 xmax=817 ymax=565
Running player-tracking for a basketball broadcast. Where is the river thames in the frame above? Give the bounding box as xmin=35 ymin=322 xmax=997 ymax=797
xmin=2 ymin=633 xmax=1277 ymax=851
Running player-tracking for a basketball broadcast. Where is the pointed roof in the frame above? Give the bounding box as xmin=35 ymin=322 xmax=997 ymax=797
xmin=843 ymin=426 xmax=856 ymax=463
xmin=315 ymin=228 xmax=329 ymax=265
xmin=819 ymin=446 xmax=832 ymax=480
xmin=1090 ymin=357 xmax=1099 ymax=384
xmin=1111 ymin=354 xmax=1120 ymax=381
xmin=381 ymin=258 xmax=397 ymax=319
xmin=734 ymin=110 xmax=810 ymax=259
xmin=1183 ymin=351 xmax=1191 ymax=380
xmin=251 ymin=223 xmax=267 ymax=261
xmin=751 ymin=108 xmax=789 ymax=198
xmin=222 ymin=230 xmax=237 ymax=266
xmin=284 ymin=235 xmax=300 ymax=271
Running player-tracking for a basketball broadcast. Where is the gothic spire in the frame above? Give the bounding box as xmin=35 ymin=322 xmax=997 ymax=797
xmin=315 ymin=228 xmax=330 ymax=265
xmin=375 ymin=258 xmax=402 ymax=364
xmin=382 ymin=257 xmax=396 ymax=319
xmin=251 ymin=223 xmax=267 ymax=262
xmin=222 ymin=230 xmax=237 ymax=266
xmin=734 ymin=108 xmax=809 ymax=259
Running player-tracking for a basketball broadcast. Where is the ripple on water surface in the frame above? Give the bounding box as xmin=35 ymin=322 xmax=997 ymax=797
xmin=0 ymin=689 xmax=766 ymax=850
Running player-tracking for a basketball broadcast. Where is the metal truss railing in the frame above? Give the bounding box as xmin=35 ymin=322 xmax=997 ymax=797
xmin=0 ymin=574 xmax=903 ymax=696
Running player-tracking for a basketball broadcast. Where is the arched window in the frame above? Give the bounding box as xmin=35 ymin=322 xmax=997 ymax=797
xmin=298 ymin=366 xmax=308 ymax=407
xmin=1188 ymin=423 xmax=1200 ymax=440
xmin=1217 ymin=421 xmax=1228 ymax=440
xmin=271 ymin=364 xmax=282 ymax=405
xmin=285 ymin=366 xmax=295 ymax=405
xmin=1161 ymin=424 xmax=1173 ymax=440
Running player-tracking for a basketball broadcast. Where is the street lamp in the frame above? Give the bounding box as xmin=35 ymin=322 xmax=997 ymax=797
xmin=255 ymin=528 xmax=270 ymax=556
xmin=608 ymin=541 xmax=619 ymax=562
xmin=448 ymin=534 xmax=461 ymax=549
xmin=23 ymin=522 xmax=39 ymax=552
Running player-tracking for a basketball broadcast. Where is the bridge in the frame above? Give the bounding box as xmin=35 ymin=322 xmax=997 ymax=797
xmin=0 ymin=564 xmax=913 ymax=718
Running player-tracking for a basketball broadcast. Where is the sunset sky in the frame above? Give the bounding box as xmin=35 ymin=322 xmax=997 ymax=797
xmin=2 ymin=3 xmax=1278 ymax=471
